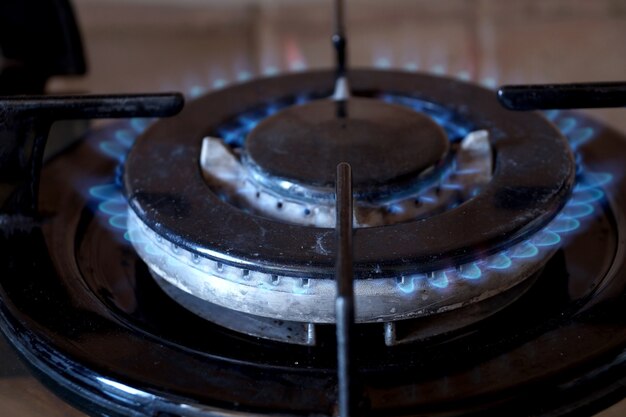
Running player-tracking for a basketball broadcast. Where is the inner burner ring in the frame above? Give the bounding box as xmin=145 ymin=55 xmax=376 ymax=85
xmin=124 ymin=69 xmax=575 ymax=278
xmin=244 ymin=97 xmax=450 ymax=196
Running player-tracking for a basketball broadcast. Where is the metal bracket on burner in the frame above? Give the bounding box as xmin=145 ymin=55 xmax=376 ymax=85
xmin=0 ymin=94 xmax=183 ymax=218
xmin=332 ymin=0 xmax=350 ymax=101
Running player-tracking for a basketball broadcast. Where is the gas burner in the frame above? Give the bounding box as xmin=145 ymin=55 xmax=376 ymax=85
xmin=0 ymin=69 xmax=625 ymax=417
xmin=124 ymin=70 xmax=575 ymax=343
xmin=125 ymin=71 xmax=575 ymax=276
xmin=4 ymin=1 xmax=626 ymax=416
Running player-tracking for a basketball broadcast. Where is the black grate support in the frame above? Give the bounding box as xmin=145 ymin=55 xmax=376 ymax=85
xmin=498 ymin=82 xmax=626 ymax=110
xmin=335 ymin=162 xmax=355 ymax=417
xmin=0 ymin=93 xmax=184 ymax=217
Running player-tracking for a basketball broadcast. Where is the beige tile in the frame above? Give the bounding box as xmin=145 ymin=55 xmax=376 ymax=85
xmin=0 ymin=378 xmax=85 ymax=417
xmin=596 ymin=398 xmax=626 ymax=417
xmin=475 ymin=0 xmax=626 ymax=130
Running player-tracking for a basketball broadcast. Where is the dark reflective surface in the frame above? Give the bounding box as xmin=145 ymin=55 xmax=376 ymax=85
xmin=0 ymin=110 xmax=625 ymax=416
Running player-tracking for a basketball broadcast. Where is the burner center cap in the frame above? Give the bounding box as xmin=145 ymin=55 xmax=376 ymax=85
xmin=243 ymin=97 xmax=449 ymax=193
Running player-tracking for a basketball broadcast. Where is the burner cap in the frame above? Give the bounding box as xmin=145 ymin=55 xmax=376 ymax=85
xmin=243 ymin=97 xmax=449 ymax=194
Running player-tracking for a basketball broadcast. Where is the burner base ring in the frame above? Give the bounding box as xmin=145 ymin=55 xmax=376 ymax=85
xmin=129 ymin=208 xmax=559 ymax=324
xmin=152 ymin=267 xmax=542 ymax=346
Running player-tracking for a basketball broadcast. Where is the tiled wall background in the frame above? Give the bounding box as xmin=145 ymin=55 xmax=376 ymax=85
xmin=50 ymin=0 xmax=626 ymax=131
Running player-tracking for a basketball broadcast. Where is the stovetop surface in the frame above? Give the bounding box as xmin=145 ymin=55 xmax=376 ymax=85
xmin=3 ymin=1 xmax=626 ymax=416
xmin=2 ymin=70 xmax=626 ymax=416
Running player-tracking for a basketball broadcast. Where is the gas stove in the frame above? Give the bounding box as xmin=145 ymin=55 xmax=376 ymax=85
xmin=2 ymin=1 xmax=626 ymax=417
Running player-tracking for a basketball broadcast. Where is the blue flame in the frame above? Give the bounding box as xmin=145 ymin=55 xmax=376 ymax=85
xmin=375 ymin=57 xmax=392 ymax=69
xmin=237 ymin=71 xmax=252 ymax=82
xmin=98 ymin=200 xmax=127 ymax=216
xmin=419 ymin=195 xmax=437 ymax=204
xmin=533 ymin=230 xmax=562 ymax=247
xmin=397 ymin=276 xmax=419 ymax=294
xmin=486 ymin=253 xmax=512 ymax=270
xmin=96 ymin=120 xmax=148 ymax=165
xmin=571 ymin=188 xmax=604 ymax=204
xmin=429 ymin=271 xmax=449 ymax=288
xmin=480 ymin=77 xmax=498 ymax=89
xmin=88 ymin=120 xmax=150 ymax=236
xmin=109 ymin=215 xmax=128 ymax=229
xmin=558 ymin=117 xmax=578 ymax=135
xmin=213 ymin=78 xmax=228 ymax=89
xmin=131 ymin=118 xmax=150 ymax=133
xmin=370 ymin=52 xmax=476 ymax=81
xmin=114 ymin=129 xmax=135 ymax=147
xmin=431 ymin=65 xmax=446 ymax=75
xmin=404 ymin=62 xmax=419 ymax=72
xmin=440 ymin=182 xmax=464 ymax=191
xmin=509 ymin=241 xmax=539 ymax=259
xmin=189 ymin=86 xmax=206 ymax=98
xmin=545 ymin=110 xmax=560 ymax=121
xmin=569 ymin=127 xmax=595 ymax=149
xmin=263 ymin=66 xmax=279 ymax=76
xmin=407 ymin=109 xmax=609 ymax=291
xmin=459 ymin=263 xmax=482 ymax=280
xmin=548 ymin=217 xmax=581 ymax=233
xmin=89 ymin=184 xmax=122 ymax=201
xmin=562 ymin=203 xmax=594 ymax=219
xmin=576 ymin=172 xmax=612 ymax=190
xmin=98 ymin=141 xmax=128 ymax=161
xmin=89 ymin=181 xmax=130 ymax=236
xmin=456 ymin=71 xmax=472 ymax=81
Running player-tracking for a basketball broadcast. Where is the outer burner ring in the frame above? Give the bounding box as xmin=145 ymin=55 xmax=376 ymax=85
xmin=124 ymin=69 xmax=575 ymax=278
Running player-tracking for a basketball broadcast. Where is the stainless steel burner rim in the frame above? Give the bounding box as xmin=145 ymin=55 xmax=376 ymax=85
xmin=151 ymin=269 xmax=543 ymax=346
xmin=127 ymin=208 xmax=559 ymax=324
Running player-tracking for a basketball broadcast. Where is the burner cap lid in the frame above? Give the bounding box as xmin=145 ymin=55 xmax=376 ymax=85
xmin=243 ymin=97 xmax=449 ymax=193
